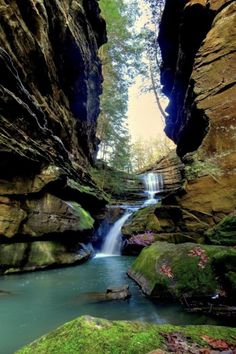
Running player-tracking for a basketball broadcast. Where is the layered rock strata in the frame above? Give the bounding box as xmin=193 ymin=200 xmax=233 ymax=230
xmin=125 ymin=0 xmax=236 ymax=307
xmin=158 ymin=0 xmax=236 ymax=229
xmin=0 ymin=0 xmax=107 ymax=273
xmin=142 ymin=150 xmax=185 ymax=192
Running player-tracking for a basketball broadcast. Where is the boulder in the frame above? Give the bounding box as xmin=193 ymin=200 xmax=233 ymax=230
xmin=0 ymin=290 xmax=12 ymax=296
xmin=106 ymin=285 xmax=131 ymax=300
xmin=128 ymin=242 xmax=236 ymax=303
xmin=16 ymin=315 xmax=236 ymax=354
xmin=76 ymin=285 xmax=131 ymax=304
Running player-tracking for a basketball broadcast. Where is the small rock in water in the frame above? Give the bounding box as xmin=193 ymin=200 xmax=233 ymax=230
xmin=106 ymin=284 xmax=131 ymax=300
xmin=0 ymin=290 xmax=11 ymax=296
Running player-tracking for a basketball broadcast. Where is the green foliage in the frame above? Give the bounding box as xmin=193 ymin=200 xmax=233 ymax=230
xmin=90 ymin=164 xmax=138 ymax=198
xmin=97 ymin=0 xmax=143 ymax=171
xmin=130 ymin=137 xmax=173 ymax=171
xmin=185 ymin=158 xmax=220 ymax=180
xmin=205 ymin=215 xmax=236 ymax=246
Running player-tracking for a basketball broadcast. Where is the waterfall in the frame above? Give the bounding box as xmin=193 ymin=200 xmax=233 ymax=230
xmin=96 ymin=172 xmax=163 ymax=257
xmin=143 ymin=172 xmax=163 ymax=205
xmin=99 ymin=212 xmax=132 ymax=256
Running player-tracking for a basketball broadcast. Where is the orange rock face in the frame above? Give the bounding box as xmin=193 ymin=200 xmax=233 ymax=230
xmin=159 ymin=0 xmax=236 ymax=220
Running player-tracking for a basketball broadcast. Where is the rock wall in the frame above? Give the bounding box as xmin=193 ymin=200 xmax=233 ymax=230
xmin=158 ymin=0 xmax=236 ymax=220
xmin=0 ymin=0 xmax=108 ymax=273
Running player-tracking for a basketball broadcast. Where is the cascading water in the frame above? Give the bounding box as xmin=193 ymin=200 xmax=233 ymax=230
xmin=97 ymin=172 xmax=163 ymax=256
xmin=99 ymin=211 xmax=132 ymax=256
xmin=143 ymin=172 xmax=164 ymax=205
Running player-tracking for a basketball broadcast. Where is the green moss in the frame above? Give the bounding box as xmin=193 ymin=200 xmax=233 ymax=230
xmin=122 ymin=205 xmax=161 ymax=236
xmin=70 ymin=202 xmax=94 ymax=230
xmin=185 ymin=157 xmax=220 ymax=180
xmin=129 ymin=242 xmax=236 ymax=298
xmin=16 ymin=316 xmax=236 ymax=354
xmin=67 ymin=179 xmax=109 ymax=204
xmin=205 ymin=215 xmax=236 ymax=246
xmin=90 ymin=166 xmax=139 ymax=198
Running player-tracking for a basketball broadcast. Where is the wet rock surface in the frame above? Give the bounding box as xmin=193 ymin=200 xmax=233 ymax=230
xmin=0 ymin=0 xmax=108 ymax=272
xmin=0 ymin=241 xmax=93 ymax=275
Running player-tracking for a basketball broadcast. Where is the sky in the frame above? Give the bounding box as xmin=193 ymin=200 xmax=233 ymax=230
xmin=127 ymin=77 xmax=168 ymax=143
xmin=126 ymin=0 xmax=168 ymax=144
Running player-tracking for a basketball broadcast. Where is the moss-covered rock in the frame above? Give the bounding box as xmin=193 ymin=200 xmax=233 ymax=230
xmin=16 ymin=316 xmax=236 ymax=354
xmin=121 ymin=205 xmax=205 ymax=254
xmin=205 ymin=214 xmax=236 ymax=246
xmin=0 ymin=241 xmax=92 ymax=275
xmin=128 ymin=242 xmax=236 ymax=300
xmin=22 ymin=195 xmax=94 ymax=237
xmin=122 ymin=205 xmax=162 ymax=236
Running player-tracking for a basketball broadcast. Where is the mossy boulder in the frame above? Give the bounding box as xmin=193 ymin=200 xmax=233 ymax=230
xmin=122 ymin=205 xmax=162 ymax=236
xmin=16 ymin=316 xmax=236 ymax=354
xmin=128 ymin=242 xmax=236 ymax=300
xmin=205 ymin=214 xmax=236 ymax=246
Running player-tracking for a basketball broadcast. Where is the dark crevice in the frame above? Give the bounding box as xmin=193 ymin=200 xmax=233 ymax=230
xmin=214 ymin=80 xmax=236 ymax=95
xmin=15 ymin=0 xmax=39 ymax=37
xmin=0 ymin=230 xmax=92 ymax=245
xmin=159 ymin=0 xmax=215 ymax=154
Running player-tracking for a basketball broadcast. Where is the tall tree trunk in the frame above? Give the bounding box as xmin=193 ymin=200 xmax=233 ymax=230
xmin=149 ymin=61 xmax=166 ymax=122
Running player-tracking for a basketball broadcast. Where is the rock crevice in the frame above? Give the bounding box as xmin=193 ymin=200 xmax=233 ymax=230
xmin=0 ymin=0 xmax=108 ymax=273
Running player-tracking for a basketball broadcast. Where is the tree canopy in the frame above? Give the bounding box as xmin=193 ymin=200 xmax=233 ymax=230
xmin=97 ymin=0 xmax=169 ymax=173
xmin=97 ymin=0 xmax=141 ymax=172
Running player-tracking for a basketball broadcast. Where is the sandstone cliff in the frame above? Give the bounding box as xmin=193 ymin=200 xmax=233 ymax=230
xmin=0 ymin=0 xmax=107 ymax=273
xmin=122 ymin=0 xmax=236 ymax=256
xmin=158 ymin=0 xmax=236 ymax=228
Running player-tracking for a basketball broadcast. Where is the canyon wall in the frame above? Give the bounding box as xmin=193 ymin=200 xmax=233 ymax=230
xmin=125 ymin=0 xmax=236 ymax=308
xmin=159 ymin=0 xmax=236 ymax=224
xmin=0 ymin=0 xmax=108 ymax=273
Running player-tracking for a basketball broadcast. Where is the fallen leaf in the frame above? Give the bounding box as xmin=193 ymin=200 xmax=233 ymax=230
xmin=202 ymin=335 xmax=229 ymax=350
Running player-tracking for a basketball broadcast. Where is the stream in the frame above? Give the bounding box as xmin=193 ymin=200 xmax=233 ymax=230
xmin=0 ymin=256 xmax=224 ymax=354
xmin=0 ymin=173 xmax=230 ymax=353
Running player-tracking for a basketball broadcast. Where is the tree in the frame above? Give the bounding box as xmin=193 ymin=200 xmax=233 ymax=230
xmin=97 ymin=0 xmax=142 ymax=172
xmin=131 ymin=137 xmax=173 ymax=172
xmin=140 ymin=0 xmax=166 ymax=121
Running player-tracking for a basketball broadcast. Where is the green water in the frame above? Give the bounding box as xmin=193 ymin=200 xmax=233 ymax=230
xmin=0 ymin=256 xmax=224 ymax=354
